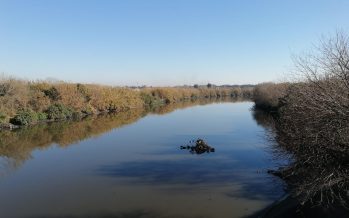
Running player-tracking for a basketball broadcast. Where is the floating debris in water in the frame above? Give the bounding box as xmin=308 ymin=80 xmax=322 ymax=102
xmin=180 ymin=138 xmax=215 ymax=154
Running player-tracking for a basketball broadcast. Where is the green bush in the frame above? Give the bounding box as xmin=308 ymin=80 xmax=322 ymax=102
xmin=43 ymin=87 xmax=61 ymax=101
xmin=37 ymin=112 xmax=48 ymax=121
xmin=0 ymin=112 xmax=6 ymax=123
xmin=76 ymin=83 xmax=91 ymax=102
xmin=45 ymin=103 xmax=73 ymax=120
xmin=81 ymin=104 xmax=96 ymax=115
xmin=10 ymin=110 xmax=38 ymax=125
xmin=72 ymin=111 xmax=83 ymax=120
xmin=140 ymin=92 xmax=158 ymax=106
xmin=0 ymin=83 xmax=11 ymax=96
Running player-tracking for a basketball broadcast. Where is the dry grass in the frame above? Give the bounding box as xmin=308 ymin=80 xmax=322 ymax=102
xmin=0 ymin=78 xmax=251 ymax=125
xmin=253 ymin=82 xmax=289 ymax=111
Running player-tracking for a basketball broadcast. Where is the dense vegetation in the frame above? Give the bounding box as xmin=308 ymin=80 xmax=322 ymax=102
xmin=253 ymin=82 xmax=289 ymax=111
xmin=253 ymin=33 xmax=349 ymax=207
xmin=0 ymin=79 xmax=253 ymax=126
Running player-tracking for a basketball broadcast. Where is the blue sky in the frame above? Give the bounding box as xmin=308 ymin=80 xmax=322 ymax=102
xmin=1 ymin=0 xmax=349 ymax=86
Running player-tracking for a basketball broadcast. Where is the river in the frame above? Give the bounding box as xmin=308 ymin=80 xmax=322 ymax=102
xmin=0 ymin=100 xmax=286 ymax=218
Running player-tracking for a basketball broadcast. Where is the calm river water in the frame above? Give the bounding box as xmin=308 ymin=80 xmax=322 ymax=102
xmin=0 ymin=100 xmax=286 ymax=218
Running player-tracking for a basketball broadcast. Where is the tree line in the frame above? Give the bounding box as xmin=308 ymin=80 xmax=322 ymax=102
xmin=0 ymin=78 xmax=253 ymax=126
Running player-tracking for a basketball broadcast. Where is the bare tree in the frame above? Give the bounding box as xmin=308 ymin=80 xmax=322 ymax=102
xmin=276 ymin=32 xmax=349 ymax=206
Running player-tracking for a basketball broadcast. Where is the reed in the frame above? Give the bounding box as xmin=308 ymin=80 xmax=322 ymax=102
xmin=0 ymin=79 xmax=251 ymax=126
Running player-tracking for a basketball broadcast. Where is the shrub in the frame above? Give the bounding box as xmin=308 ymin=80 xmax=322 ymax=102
xmin=88 ymin=86 xmax=143 ymax=112
xmin=55 ymin=83 xmax=87 ymax=110
xmin=0 ymin=78 xmax=30 ymax=118
xmin=10 ymin=109 xmax=38 ymax=125
xmin=140 ymin=92 xmax=161 ymax=106
xmin=253 ymin=83 xmax=289 ymax=111
xmin=37 ymin=112 xmax=48 ymax=121
xmin=81 ymin=104 xmax=96 ymax=115
xmin=76 ymin=83 xmax=91 ymax=102
xmin=0 ymin=112 xmax=6 ymax=123
xmin=28 ymin=90 xmax=51 ymax=112
xmin=0 ymin=79 xmax=254 ymax=125
xmin=231 ymin=87 xmax=242 ymax=97
xmin=72 ymin=111 xmax=84 ymax=120
xmin=43 ymin=87 xmax=61 ymax=101
xmin=45 ymin=103 xmax=73 ymax=120
xmin=0 ymin=83 xmax=12 ymax=96
xmin=260 ymin=32 xmax=349 ymax=207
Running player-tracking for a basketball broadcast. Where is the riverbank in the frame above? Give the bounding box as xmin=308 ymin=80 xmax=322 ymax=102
xmin=252 ymin=98 xmax=349 ymax=217
xmin=251 ymin=104 xmax=349 ymax=217
xmin=252 ymin=81 xmax=349 ymax=214
xmin=250 ymin=33 xmax=349 ymax=211
xmin=0 ymin=78 xmax=253 ymax=129
xmin=0 ymin=97 xmax=248 ymax=131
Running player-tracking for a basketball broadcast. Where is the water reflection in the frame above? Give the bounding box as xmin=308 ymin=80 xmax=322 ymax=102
xmin=251 ymin=109 xmax=276 ymax=130
xmin=251 ymin=109 xmax=292 ymax=163
xmin=0 ymin=108 xmax=146 ymax=175
xmin=0 ymin=98 xmax=235 ymax=174
xmin=0 ymin=100 xmax=285 ymax=218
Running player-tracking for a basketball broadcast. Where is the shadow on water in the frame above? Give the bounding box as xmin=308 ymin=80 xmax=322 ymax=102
xmin=97 ymin=158 xmax=283 ymax=202
xmin=29 ymin=209 xmax=207 ymax=218
xmin=28 ymin=210 xmax=205 ymax=218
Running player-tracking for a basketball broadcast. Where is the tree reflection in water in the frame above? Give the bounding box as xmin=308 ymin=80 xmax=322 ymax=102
xmin=0 ymin=98 xmax=239 ymax=175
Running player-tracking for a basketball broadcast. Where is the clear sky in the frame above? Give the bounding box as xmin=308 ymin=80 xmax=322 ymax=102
xmin=1 ymin=0 xmax=349 ymax=86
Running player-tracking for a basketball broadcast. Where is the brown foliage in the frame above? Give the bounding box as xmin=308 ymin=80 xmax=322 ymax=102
xmin=253 ymin=82 xmax=289 ymax=111
xmin=0 ymin=78 xmax=30 ymax=120
xmin=0 ymin=76 xmax=252 ymax=125
xmin=276 ymin=33 xmax=349 ymax=206
xmin=142 ymin=86 xmax=252 ymax=104
xmin=87 ymin=85 xmax=143 ymax=112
